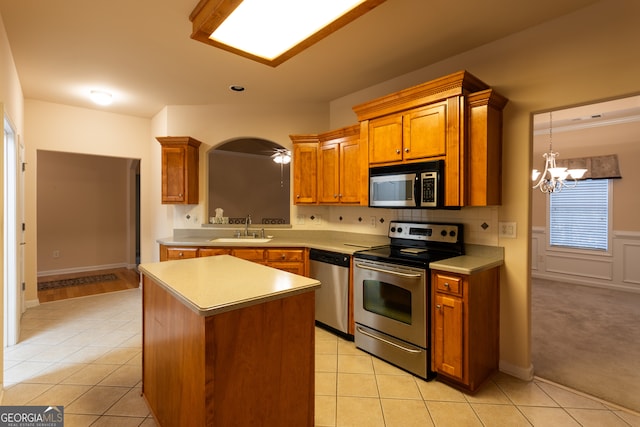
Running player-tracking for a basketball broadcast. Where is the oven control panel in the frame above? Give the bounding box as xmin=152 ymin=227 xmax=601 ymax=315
xmin=388 ymin=221 xmax=461 ymax=244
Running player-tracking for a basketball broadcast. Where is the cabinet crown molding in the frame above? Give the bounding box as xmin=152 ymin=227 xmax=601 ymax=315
xmin=353 ymin=70 xmax=489 ymax=121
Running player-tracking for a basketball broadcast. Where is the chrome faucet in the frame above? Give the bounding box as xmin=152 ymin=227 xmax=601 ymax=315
xmin=244 ymin=214 xmax=252 ymax=236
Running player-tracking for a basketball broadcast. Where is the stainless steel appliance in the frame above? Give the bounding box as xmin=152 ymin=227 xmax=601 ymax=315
xmin=309 ymin=249 xmax=351 ymax=338
xmin=353 ymin=221 xmax=464 ymax=379
xmin=369 ymin=160 xmax=443 ymax=208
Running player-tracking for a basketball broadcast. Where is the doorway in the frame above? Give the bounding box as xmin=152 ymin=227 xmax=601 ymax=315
xmin=4 ymin=114 xmax=23 ymax=347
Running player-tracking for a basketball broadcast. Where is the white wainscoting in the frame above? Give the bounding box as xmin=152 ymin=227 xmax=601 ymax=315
xmin=531 ymin=227 xmax=640 ymax=293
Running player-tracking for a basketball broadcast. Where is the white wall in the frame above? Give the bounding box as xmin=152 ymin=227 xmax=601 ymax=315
xmin=327 ymin=0 xmax=640 ymax=379
xmin=0 ymin=10 xmax=24 ymax=399
xmin=23 ymin=100 xmax=151 ymax=304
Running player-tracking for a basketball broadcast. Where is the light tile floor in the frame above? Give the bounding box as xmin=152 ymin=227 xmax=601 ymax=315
xmin=4 ymin=288 xmax=640 ymax=426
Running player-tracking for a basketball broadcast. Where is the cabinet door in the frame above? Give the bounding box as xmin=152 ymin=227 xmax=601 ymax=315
xmin=293 ymin=143 xmax=318 ymax=204
xmin=162 ymin=146 xmax=187 ymax=203
xmin=318 ymin=142 xmax=340 ymax=203
xmin=403 ymin=103 xmax=446 ymax=161
xmin=368 ymin=115 xmax=403 ymax=164
xmin=339 ymin=138 xmax=362 ymax=204
xmin=434 ymin=293 xmax=464 ymax=381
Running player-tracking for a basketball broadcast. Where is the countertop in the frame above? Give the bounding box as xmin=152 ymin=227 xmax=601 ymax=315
xmin=157 ymin=229 xmax=504 ymax=274
xmin=139 ymin=255 xmax=320 ymax=316
xmin=157 ymin=229 xmax=391 ymax=255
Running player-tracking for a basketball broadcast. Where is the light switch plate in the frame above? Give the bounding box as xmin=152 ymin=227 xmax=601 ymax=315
xmin=499 ymin=221 xmax=517 ymax=238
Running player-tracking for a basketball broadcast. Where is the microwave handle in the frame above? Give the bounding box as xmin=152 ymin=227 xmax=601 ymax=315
xmin=414 ymin=173 xmax=420 ymax=206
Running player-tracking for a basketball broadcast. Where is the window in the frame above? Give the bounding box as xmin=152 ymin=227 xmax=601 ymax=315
xmin=549 ymin=179 xmax=610 ymax=251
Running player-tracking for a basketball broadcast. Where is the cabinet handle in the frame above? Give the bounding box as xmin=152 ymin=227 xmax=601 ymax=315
xmin=281 ymin=254 xmax=286 ymax=260
xmin=296 ymin=194 xmax=300 ymax=198
xmin=334 ymin=194 xmax=338 ymax=198
xmin=436 ymin=304 xmax=441 ymax=310
xmin=404 ymin=148 xmax=409 ymax=153
xmin=179 ymin=252 xmax=183 ymax=257
xmin=178 ymin=193 xmax=183 ymax=197
xmin=444 ymin=282 xmax=450 ymax=288
xmin=338 ymin=193 xmax=342 ymax=198
xmin=395 ymin=149 xmax=401 ymax=154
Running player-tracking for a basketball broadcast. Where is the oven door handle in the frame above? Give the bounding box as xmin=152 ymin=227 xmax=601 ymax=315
xmin=356 ymin=326 xmax=422 ymax=354
xmin=355 ymin=263 xmax=422 ymax=278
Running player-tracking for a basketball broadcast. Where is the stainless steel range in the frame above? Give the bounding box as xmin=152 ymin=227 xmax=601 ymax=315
xmin=353 ymin=221 xmax=464 ymax=380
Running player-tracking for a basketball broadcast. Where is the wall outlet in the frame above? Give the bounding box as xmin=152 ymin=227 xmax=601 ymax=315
xmin=52 ymin=250 xmax=60 ymax=258
xmin=296 ymin=214 xmax=305 ymax=225
xmin=499 ymin=221 xmax=517 ymax=238
xmin=370 ymin=216 xmax=376 ymax=227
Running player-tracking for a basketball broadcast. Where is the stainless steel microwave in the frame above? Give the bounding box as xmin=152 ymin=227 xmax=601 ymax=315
xmin=369 ymin=160 xmax=443 ymax=208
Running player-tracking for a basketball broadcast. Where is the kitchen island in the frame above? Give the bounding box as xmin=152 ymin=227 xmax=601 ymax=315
xmin=139 ymin=255 xmax=320 ymax=427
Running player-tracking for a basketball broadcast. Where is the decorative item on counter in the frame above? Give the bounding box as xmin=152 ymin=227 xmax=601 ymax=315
xmin=210 ymin=208 xmax=229 ymax=224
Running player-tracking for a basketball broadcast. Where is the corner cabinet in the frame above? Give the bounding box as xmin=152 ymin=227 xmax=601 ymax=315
xmin=157 ymin=136 xmax=202 ymax=204
xmin=353 ymin=71 xmax=508 ymax=207
xmin=431 ymin=267 xmax=500 ymax=392
xmin=291 ymin=124 xmax=367 ymax=206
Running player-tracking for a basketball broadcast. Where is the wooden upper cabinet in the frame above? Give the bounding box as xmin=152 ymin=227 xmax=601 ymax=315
xmin=157 ymin=136 xmax=202 ymax=204
xmin=353 ymin=70 xmax=507 ymax=207
xmin=291 ymin=135 xmax=319 ymax=205
xmin=403 ymin=102 xmax=447 ymax=161
xmin=318 ymin=124 xmax=365 ymax=205
xmin=292 ymin=124 xmax=366 ymax=206
xmin=368 ymin=115 xmax=403 ymax=164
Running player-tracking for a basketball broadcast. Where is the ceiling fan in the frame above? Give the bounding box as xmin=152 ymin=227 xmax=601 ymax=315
xmin=271 ymin=148 xmax=292 ymax=164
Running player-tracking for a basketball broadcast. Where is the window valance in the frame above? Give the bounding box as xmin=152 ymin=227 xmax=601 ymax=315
xmin=556 ymin=154 xmax=621 ymax=180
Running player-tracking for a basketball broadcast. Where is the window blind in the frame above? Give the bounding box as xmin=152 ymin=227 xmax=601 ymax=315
xmin=549 ymin=179 xmax=609 ymax=251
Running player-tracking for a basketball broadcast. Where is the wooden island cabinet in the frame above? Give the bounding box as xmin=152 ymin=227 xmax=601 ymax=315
xmin=140 ymin=255 xmax=320 ymax=427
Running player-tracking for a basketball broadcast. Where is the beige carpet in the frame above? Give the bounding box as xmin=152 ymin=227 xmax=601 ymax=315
xmin=532 ymin=278 xmax=640 ymax=412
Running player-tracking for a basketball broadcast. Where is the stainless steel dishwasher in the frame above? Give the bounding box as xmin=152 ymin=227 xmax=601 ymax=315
xmin=309 ymin=248 xmax=351 ymax=337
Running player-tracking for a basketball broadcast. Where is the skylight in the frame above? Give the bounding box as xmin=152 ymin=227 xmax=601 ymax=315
xmin=190 ymin=0 xmax=386 ymax=67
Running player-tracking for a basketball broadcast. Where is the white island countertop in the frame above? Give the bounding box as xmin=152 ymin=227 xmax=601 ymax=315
xmin=139 ymin=255 xmax=320 ymax=316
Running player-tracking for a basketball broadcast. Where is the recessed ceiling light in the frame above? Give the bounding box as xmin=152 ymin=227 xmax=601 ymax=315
xmin=190 ymin=0 xmax=386 ymax=67
xmin=229 ymin=85 xmax=245 ymax=92
xmin=90 ymin=90 xmax=112 ymax=106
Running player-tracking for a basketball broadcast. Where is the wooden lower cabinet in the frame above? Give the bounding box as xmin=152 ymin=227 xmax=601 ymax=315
xmin=159 ymin=245 xmax=307 ymax=275
xmin=431 ymin=267 xmax=499 ymax=392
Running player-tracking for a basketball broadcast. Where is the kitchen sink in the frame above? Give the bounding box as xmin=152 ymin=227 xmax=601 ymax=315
xmin=210 ymin=238 xmax=272 ymax=243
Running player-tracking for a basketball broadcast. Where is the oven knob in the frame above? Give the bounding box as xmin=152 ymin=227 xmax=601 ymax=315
xmin=449 ymin=230 xmax=456 ymax=237
xmin=397 ymin=227 xmax=403 ymax=233
xmin=390 ymin=227 xmax=396 ymax=233
xmin=440 ymin=230 xmax=447 ymax=237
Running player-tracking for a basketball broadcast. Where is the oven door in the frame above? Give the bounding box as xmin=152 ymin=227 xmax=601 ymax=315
xmin=353 ymin=259 xmax=427 ymax=347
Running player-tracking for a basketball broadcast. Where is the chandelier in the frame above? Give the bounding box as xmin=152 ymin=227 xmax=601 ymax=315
xmin=532 ymin=112 xmax=587 ymax=193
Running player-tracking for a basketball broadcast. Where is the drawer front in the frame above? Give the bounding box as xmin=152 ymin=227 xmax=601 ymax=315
xmin=198 ymin=248 xmax=231 ymax=257
xmin=232 ymin=248 xmax=266 ymax=262
xmin=266 ymin=249 xmax=304 ymax=262
xmin=166 ymin=247 xmax=198 ymax=260
xmin=434 ymin=273 xmax=463 ymax=296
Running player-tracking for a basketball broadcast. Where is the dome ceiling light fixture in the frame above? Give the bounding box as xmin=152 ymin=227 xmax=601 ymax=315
xmin=189 ymin=0 xmax=386 ymax=67
xmin=90 ymin=90 xmax=113 ymax=106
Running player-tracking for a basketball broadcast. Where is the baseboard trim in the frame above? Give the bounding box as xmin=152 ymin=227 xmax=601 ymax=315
xmin=25 ymin=298 xmax=40 ymax=309
xmin=499 ymin=360 xmax=534 ymax=381
xmin=37 ymin=263 xmax=130 ymax=278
